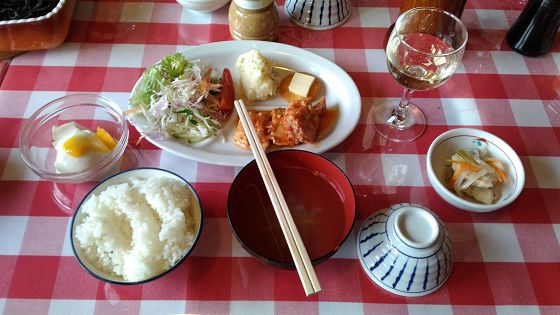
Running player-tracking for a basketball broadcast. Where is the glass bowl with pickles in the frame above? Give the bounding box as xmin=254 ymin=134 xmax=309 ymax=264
xmin=19 ymin=93 xmax=130 ymax=212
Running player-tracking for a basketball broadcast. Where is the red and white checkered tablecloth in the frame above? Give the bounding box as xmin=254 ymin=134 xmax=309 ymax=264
xmin=1 ymin=0 xmax=559 ymax=314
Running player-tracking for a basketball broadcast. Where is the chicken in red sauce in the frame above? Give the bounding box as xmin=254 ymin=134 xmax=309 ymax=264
xmin=233 ymin=97 xmax=326 ymax=150
xmin=233 ymin=111 xmax=272 ymax=150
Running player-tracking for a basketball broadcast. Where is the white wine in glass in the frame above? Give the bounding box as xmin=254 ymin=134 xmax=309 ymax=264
xmin=374 ymin=7 xmax=468 ymax=142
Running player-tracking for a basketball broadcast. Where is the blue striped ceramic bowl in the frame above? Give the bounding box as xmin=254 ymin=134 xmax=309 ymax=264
xmin=284 ymin=0 xmax=352 ymax=30
xmin=357 ymin=203 xmax=452 ymax=297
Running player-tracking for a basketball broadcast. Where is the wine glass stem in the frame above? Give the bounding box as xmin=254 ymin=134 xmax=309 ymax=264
xmin=389 ymin=88 xmax=415 ymax=126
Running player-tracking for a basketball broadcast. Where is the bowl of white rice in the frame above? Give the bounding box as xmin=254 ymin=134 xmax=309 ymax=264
xmin=70 ymin=168 xmax=203 ymax=284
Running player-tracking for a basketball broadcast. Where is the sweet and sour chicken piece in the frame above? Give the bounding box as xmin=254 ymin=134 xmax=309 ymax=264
xmin=270 ymin=97 xmax=326 ymax=146
xmin=233 ymin=97 xmax=326 ymax=150
xmin=233 ymin=111 xmax=272 ymax=150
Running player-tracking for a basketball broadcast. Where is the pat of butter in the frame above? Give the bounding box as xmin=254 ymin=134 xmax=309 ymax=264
xmin=288 ymin=72 xmax=315 ymax=97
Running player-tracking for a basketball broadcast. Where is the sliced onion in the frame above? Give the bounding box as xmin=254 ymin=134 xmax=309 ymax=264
xmin=474 ymin=140 xmax=489 ymax=157
xmin=460 ymin=168 xmax=490 ymax=190
xmin=470 ymin=149 xmax=481 ymax=162
xmin=454 ymin=170 xmax=468 ymax=196
xmin=478 ymin=160 xmax=500 ymax=183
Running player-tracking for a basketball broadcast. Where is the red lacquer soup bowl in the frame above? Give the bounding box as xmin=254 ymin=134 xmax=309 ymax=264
xmin=227 ymin=150 xmax=356 ymax=268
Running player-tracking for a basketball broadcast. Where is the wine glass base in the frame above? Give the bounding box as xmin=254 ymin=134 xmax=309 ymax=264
xmin=373 ymin=101 xmax=427 ymax=142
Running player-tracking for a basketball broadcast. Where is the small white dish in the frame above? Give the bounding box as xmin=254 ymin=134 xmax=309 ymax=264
xmin=70 ymin=168 xmax=203 ymax=284
xmin=427 ymin=128 xmax=525 ymax=212
xmin=357 ymin=203 xmax=452 ymax=297
xmin=285 ymin=0 xmax=352 ymax=30
xmin=176 ymin=0 xmax=231 ymax=12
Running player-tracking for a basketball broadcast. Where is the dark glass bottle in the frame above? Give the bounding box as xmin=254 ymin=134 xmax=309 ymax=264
xmin=506 ymin=0 xmax=560 ymax=57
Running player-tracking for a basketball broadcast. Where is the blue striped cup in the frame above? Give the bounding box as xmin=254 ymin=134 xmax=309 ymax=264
xmin=357 ymin=203 xmax=453 ymax=297
xmin=284 ymin=0 xmax=352 ymax=30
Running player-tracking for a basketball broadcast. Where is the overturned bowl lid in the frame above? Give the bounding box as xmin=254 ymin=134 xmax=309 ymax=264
xmin=356 ymin=203 xmax=452 ymax=297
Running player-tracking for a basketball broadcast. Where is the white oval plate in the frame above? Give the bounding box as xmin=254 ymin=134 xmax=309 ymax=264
xmin=128 ymin=40 xmax=361 ymax=166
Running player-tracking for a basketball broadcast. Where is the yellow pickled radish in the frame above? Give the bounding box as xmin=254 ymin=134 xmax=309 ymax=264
xmin=96 ymin=127 xmax=117 ymax=150
xmin=61 ymin=127 xmax=116 ymax=158
xmin=63 ymin=133 xmax=111 ymax=157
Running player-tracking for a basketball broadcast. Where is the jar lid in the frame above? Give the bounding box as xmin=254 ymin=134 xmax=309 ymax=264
xmin=233 ymin=0 xmax=274 ymax=10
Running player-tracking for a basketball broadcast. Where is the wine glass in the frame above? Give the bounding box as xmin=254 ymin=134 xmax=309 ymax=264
xmin=374 ymin=7 xmax=468 ymax=142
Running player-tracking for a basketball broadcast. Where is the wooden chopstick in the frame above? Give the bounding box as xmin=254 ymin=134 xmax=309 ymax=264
xmin=234 ymin=99 xmax=321 ymax=296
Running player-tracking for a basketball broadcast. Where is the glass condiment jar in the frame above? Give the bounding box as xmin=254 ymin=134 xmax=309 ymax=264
xmin=400 ymin=0 xmax=467 ymax=18
xmin=228 ymin=0 xmax=279 ymax=41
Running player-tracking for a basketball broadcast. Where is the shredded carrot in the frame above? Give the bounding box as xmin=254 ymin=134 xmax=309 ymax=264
xmin=447 ymin=159 xmax=480 ymax=172
xmin=198 ymin=68 xmax=212 ymax=92
xmin=124 ymin=108 xmax=142 ymax=116
xmin=448 ymin=164 xmax=463 ymax=188
xmin=486 ymin=160 xmax=508 ymax=183
xmin=447 ymin=176 xmax=456 ymax=189
xmin=135 ymin=133 xmax=147 ymax=146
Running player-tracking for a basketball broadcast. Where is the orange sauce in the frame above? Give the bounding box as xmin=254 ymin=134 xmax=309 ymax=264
xmin=247 ymin=107 xmax=338 ymax=143
xmin=318 ymin=107 xmax=339 ymax=140
xmin=278 ymin=73 xmax=322 ymax=102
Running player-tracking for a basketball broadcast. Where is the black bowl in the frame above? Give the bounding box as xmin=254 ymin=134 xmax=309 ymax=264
xmin=227 ymin=150 xmax=356 ymax=268
xmin=70 ymin=168 xmax=203 ymax=285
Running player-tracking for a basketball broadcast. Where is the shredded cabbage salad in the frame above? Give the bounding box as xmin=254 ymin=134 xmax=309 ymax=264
xmin=130 ymin=53 xmax=228 ymax=143
xmin=446 ymin=139 xmax=508 ymax=205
